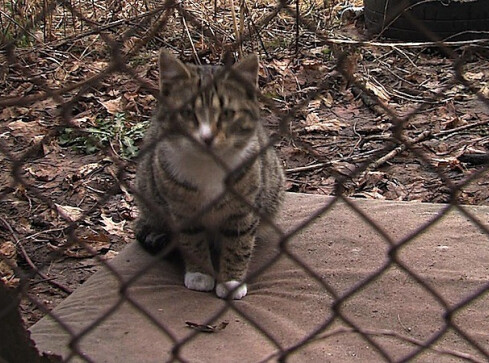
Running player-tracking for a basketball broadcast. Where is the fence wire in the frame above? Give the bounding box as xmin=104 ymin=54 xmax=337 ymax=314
xmin=1 ymin=0 xmax=489 ymax=362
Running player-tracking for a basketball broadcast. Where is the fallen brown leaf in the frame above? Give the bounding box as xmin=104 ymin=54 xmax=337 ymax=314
xmin=0 ymin=241 xmax=19 ymax=288
xmin=305 ymin=117 xmax=345 ymax=133
xmin=77 ymin=162 xmax=104 ymax=179
xmin=48 ymin=231 xmax=111 ymax=258
xmin=27 ymin=167 xmax=56 ymax=182
xmin=100 ymin=214 xmax=126 ymax=236
xmin=99 ymin=96 xmax=123 ymax=115
xmin=55 ymin=204 xmax=84 ymax=222
xmin=431 ymin=157 xmax=465 ymax=172
xmin=185 ymin=320 xmax=229 ymax=333
xmin=365 ymin=80 xmax=390 ymax=102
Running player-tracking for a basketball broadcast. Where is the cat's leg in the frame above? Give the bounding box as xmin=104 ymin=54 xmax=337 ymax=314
xmin=216 ymin=234 xmax=254 ymax=299
xmin=178 ymin=231 xmax=215 ymax=292
xmin=216 ymin=215 xmax=258 ymax=300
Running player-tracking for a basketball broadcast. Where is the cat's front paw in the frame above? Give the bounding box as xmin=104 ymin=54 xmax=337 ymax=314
xmin=184 ymin=272 xmax=215 ymax=292
xmin=216 ymin=281 xmax=247 ymax=300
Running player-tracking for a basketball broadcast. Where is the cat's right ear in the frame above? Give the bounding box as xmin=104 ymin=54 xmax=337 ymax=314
xmin=158 ymin=49 xmax=191 ymax=94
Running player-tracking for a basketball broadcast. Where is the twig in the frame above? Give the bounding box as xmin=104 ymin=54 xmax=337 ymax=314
xmin=0 ymin=216 xmax=73 ymax=294
xmin=391 ymin=45 xmax=418 ymax=69
xmin=295 ymin=0 xmax=299 ymax=55
xmin=351 ymin=86 xmax=385 ymax=117
xmin=287 ymin=118 xmax=489 ymax=174
xmin=240 ymin=1 xmax=270 ymax=58
xmin=24 ymin=228 xmax=64 ymax=240
xmin=397 ymin=314 xmax=412 ymax=333
xmin=320 ymin=37 xmax=489 ymax=49
xmin=50 ymin=7 xmax=168 ymax=49
xmin=286 ymin=163 xmax=328 ymax=173
xmin=181 ymin=9 xmax=201 ymax=65
xmin=239 ymin=0 xmax=245 ymax=51
xmin=229 ymin=0 xmax=243 ymax=58
xmin=368 ymin=130 xmax=432 ymax=171
xmin=434 ymin=119 xmax=489 ymax=138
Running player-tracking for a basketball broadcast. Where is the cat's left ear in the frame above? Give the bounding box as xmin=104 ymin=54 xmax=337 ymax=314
xmin=232 ymin=54 xmax=259 ymax=87
xmin=158 ymin=49 xmax=191 ymax=94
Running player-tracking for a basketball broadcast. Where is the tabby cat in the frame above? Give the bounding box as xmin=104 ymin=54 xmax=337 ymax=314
xmin=134 ymin=49 xmax=284 ymax=300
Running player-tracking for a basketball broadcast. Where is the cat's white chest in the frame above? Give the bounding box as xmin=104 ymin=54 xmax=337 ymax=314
xmin=163 ymin=139 xmax=256 ymax=207
xmin=167 ymin=149 xmax=227 ymax=203
xmin=190 ymin=159 xmax=226 ymax=203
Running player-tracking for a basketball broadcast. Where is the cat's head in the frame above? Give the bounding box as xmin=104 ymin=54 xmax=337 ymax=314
xmin=155 ymin=49 xmax=260 ymax=156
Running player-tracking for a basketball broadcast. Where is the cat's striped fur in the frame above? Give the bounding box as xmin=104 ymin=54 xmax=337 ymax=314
xmin=134 ymin=50 xmax=284 ymax=299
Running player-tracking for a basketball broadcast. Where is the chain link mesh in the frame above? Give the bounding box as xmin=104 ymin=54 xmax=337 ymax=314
xmin=1 ymin=0 xmax=488 ymax=362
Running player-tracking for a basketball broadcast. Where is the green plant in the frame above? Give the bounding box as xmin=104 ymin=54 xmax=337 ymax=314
xmin=58 ymin=113 xmax=149 ymax=159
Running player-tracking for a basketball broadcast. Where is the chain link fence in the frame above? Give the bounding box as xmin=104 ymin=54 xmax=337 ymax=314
xmin=1 ymin=0 xmax=489 ymax=361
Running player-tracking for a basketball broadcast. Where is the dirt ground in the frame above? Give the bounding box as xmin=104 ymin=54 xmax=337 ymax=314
xmin=0 ymin=2 xmax=488 ymax=328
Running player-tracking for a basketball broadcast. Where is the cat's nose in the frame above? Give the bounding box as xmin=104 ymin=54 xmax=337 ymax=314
xmin=202 ymin=134 xmax=214 ymax=146
xmin=199 ymin=124 xmax=214 ymax=147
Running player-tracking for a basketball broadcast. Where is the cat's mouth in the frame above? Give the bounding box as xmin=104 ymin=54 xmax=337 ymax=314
xmin=184 ymin=136 xmax=228 ymax=157
xmin=192 ymin=129 xmax=228 ymax=152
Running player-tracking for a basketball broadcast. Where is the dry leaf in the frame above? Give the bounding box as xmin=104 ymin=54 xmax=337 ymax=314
xmin=27 ymin=167 xmax=56 ymax=182
xmin=185 ymin=321 xmax=229 ymax=333
xmin=100 ymin=250 xmax=119 ymax=260
xmin=90 ymin=61 xmax=109 ymax=72
xmin=321 ymin=93 xmax=334 ymax=108
xmin=31 ymin=98 xmax=59 ymax=112
xmin=464 ymin=71 xmax=484 ymax=81
xmin=441 ymin=117 xmax=466 ymax=130
xmin=352 ymin=190 xmax=386 ymax=200
xmin=307 ymin=99 xmax=321 ymax=111
xmin=359 ymin=171 xmax=386 ymax=188
xmin=0 ymin=107 xmax=18 ymax=120
xmin=480 ymin=85 xmax=489 ymax=98
xmin=305 ymin=118 xmax=345 ymax=133
xmin=365 ymin=80 xmax=390 ymax=102
xmin=49 ymin=232 xmax=111 ymax=258
xmin=431 ymin=157 xmax=464 ymax=172
xmin=100 ymin=214 xmax=126 ymax=236
xmin=78 ymin=163 xmax=103 ymax=179
xmin=7 ymin=120 xmax=44 ymax=138
xmin=269 ymin=59 xmax=291 ymax=73
xmin=100 ymin=97 xmax=122 ymax=115
xmin=305 ymin=112 xmax=321 ymax=125
xmin=0 ymin=241 xmax=19 ymax=288
xmin=70 ymin=115 xmax=94 ymax=128
xmin=55 ymin=204 xmax=84 ymax=222
xmin=7 ymin=120 xmax=29 ymax=133
xmin=332 ymin=161 xmax=356 ymax=176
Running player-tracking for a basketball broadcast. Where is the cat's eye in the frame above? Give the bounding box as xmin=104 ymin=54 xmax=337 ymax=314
xmin=179 ymin=107 xmax=194 ymax=118
xmin=177 ymin=106 xmax=199 ymax=128
xmin=231 ymin=119 xmax=254 ymax=135
xmin=221 ymin=109 xmax=236 ymax=119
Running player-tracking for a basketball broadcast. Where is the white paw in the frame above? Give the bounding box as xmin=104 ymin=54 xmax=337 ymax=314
xmin=184 ymin=272 xmax=215 ymax=292
xmin=216 ymin=280 xmax=247 ymax=300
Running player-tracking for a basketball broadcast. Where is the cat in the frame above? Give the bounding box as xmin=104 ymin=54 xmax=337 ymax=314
xmin=134 ymin=49 xmax=284 ymax=300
